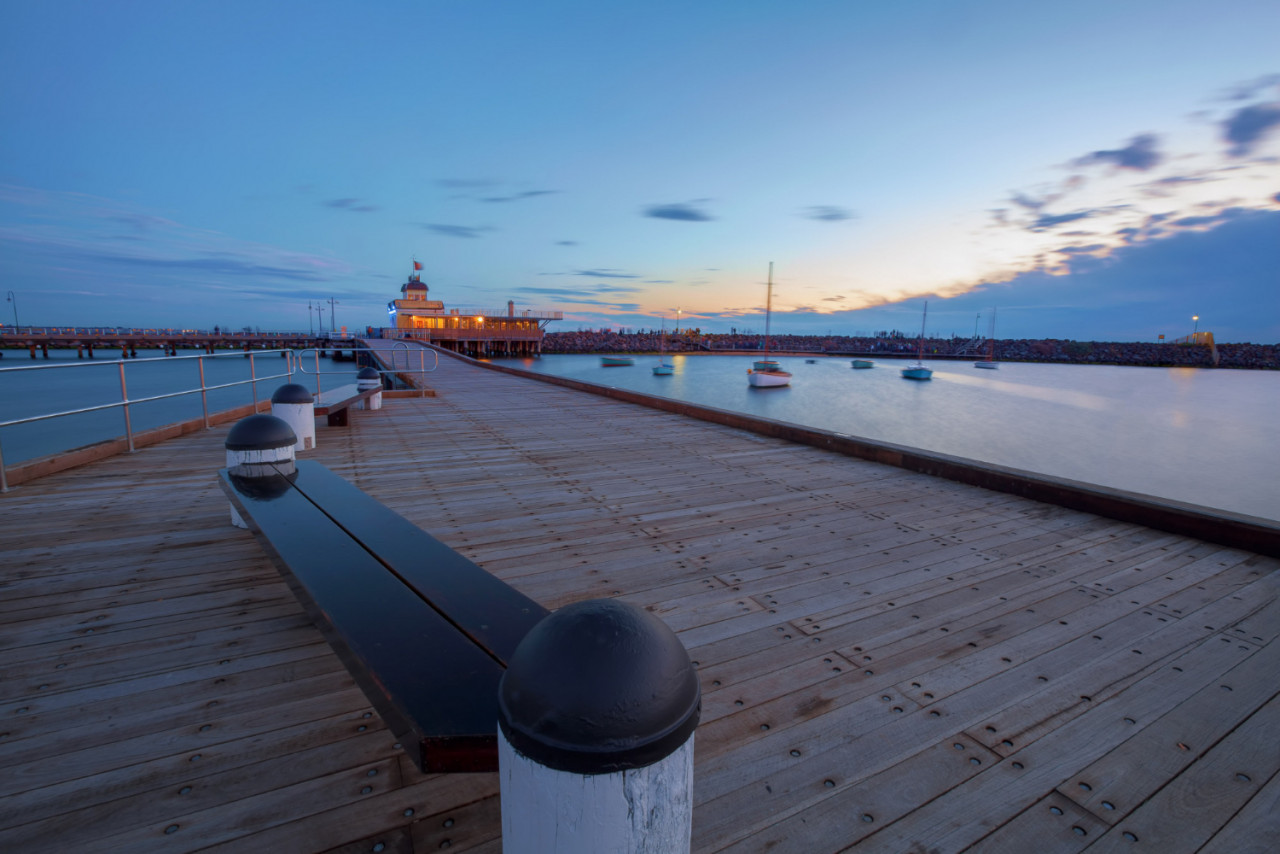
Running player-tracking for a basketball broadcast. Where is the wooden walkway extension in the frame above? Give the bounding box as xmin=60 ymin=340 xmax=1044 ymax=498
xmin=1 ymin=354 xmax=1277 ymax=853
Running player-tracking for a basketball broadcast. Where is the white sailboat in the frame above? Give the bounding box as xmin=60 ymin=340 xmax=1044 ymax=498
xmin=747 ymin=263 xmax=791 ymax=388
xmin=901 ymin=301 xmax=933 ymax=380
xmin=974 ymin=307 xmax=999 ymax=369
xmin=653 ymin=318 xmax=673 ymax=375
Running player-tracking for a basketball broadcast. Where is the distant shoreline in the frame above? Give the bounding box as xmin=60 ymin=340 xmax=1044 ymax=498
xmin=542 ymin=331 xmax=1279 ymax=370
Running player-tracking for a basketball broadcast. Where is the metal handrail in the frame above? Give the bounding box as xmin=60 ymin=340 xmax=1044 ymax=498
xmin=0 ymin=350 xmax=295 ymax=492
xmin=294 ymin=344 xmax=438 ymax=394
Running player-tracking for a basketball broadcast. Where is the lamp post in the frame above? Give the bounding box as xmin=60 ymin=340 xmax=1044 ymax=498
xmin=308 ymin=301 xmax=314 ymax=335
xmin=676 ymin=307 xmax=681 ymax=335
xmin=328 ymin=297 xmax=339 ymax=333
xmin=5 ymin=290 xmax=17 ymax=331
xmin=1192 ymin=315 xmax=1199 ymax=335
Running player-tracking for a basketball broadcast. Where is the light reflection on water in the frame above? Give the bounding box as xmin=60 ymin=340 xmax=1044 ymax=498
xmin=493 ymin=353 xmax=1279 ymax=521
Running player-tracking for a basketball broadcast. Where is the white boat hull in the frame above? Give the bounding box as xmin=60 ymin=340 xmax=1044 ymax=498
xmin=748 ymin=370 xmax=791 ymax=387
xmin=653 ymin=364 xmax=674 ymax=375
xmin=851 ymin=360 xmax=874 ymax=369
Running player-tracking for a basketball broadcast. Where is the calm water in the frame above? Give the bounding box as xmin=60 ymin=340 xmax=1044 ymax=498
xmin=0 ymin=348 xmax=361 ymax=466
xmin=490 ymin=353 xmax=1280 ymax=522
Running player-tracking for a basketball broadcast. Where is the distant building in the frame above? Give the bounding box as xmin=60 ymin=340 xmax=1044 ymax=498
xmin=385 ymin=266 xmax=562 ymax=357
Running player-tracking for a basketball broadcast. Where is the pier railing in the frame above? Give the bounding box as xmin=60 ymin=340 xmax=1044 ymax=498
xmin=0 ymin=350 xmax=296 ymax=492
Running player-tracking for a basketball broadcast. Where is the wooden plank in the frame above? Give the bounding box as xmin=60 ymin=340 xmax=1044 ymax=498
xmin=1077 ymin=693 xmax=1280 ymax=853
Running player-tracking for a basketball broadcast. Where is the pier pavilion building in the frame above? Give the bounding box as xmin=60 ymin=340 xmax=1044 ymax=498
xmin=385 ymin=270 xmax=561 ymax=358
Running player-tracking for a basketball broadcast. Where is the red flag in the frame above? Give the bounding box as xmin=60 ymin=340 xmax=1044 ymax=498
xmin=413 ymin=261 xmax=423 ymax=271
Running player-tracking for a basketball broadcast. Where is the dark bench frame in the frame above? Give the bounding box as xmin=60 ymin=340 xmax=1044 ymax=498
xmin=313 ymin=383 xmax=380 ymax=426
xmin=218 ymin=459 xmax=549 ymax=772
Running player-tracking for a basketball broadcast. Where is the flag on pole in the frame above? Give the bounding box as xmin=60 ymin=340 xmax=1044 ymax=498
xmin=413 ymin=261 xmax=423 ymax=271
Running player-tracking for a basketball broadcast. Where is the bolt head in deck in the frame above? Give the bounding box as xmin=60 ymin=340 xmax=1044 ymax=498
xmin=498 ymin=598 xmax=700 ymax=774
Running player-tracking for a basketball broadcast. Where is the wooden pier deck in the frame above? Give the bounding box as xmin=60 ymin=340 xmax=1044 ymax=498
xmin=2 ymin=354 xmax=1277 ymax=853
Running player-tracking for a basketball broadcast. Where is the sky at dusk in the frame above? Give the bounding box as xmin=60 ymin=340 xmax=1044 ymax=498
xmin=2 ymin=1 xmax=1278 ymax=342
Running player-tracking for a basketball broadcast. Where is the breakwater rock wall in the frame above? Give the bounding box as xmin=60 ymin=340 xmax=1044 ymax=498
xmin=542 ymin=331 xmax=1278 ymax=369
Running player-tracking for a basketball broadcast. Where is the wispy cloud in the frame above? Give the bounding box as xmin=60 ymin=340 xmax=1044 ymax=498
xmin=1072 ymin=134 xmax=1162 ymax=171
xmin=643 ymin=202 xmax=714 ymax=222
xmin=1029 ymin=210 xmax=1095 ymax=231
xmin=572 ymin=269 xmax=639 ymax=279
xmin=422 ymin=223 xmax=493 ymax=238
xmin=480 ymin=190 xmax=558 ymax=203
xmin=1222 ymin=102 xmax=1280 ymax=156
xmin=325 ymin=198 xmax=379 ymax=213
xmin=802 ymin=205 xmax=857 ymax=222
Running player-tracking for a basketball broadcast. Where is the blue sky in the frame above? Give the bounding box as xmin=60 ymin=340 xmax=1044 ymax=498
xmin=2 ymin=1 xmax=1277 ymax=341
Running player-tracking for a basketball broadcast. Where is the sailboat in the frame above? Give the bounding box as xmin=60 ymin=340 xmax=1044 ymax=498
xmin=653 ymin=318 xmax=673 ymax=375
xmin=974 ymin=307 xmax=999 ymax=369
xmin=901 ymin=301 xmax=933 ymax=380
xmin=747 ymin=263 xmax=791 ymax=388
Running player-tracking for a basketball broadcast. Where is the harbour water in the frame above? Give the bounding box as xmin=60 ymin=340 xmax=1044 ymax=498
xmin=0 ymin=348 xmax=361 ymax=466
xmin=490 ymin=353 xmax=1280 ymax=522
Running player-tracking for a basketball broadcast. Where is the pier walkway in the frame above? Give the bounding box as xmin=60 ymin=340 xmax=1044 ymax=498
xmin=2 ymin=354 xmax=1277 ymax=852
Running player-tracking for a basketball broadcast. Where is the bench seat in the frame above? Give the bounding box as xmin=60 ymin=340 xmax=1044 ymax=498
xmin=218 ymin=460 xmax=549 ymax=772
xmin=312 ymin=383 xmax=379 ymax=426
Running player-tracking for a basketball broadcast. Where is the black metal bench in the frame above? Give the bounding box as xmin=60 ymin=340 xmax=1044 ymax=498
xmin=312 ymin=383 xmax=379 ymax=426
xmin=218 ymin=459 xmax=549 ymax=772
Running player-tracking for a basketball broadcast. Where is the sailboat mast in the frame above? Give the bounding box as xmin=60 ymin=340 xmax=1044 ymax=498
xmin=764 ymin=262 xmax=774 ymax=356
xmin=918 ymin=300 xmax=928 ymax=361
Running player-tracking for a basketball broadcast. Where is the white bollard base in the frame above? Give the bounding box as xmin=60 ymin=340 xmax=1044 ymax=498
xmin=271 ymin=402 xmax=315 ymax=452
xmin=499 ymin=733 xmax=694 ymax=854
xmin=359 ymin=390 xmax=382 ymax=411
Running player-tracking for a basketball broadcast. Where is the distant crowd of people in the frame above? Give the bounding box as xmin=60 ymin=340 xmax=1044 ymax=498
xmin=541 ymin=330 xmax=1279 ymax=370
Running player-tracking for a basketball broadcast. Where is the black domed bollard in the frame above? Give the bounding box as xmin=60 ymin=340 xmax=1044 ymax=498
xmin=497 ymin=599 xmax=700 ymax=853
xmin=224 ymin=414 xmax=297 ymax=529
xmin=270 ymin=383 xmax=315 ymax=452
xmin=356 ymin=366 xmax=382 ymax=411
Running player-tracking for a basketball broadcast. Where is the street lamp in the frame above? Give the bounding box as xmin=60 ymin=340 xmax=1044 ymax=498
xmin=1192 ymin=315 xmax=1199 ymax=335
xmin=676 ymin=307 xmax=681 ymax=334
xmin=308 ymin=301 xmax=314 ymax=335
xmin=5 ymin=290 xmax=17 ymax=330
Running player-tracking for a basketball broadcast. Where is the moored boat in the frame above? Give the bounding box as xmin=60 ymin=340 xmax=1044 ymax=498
xmin=851 ymin=359 xmax=874 ymax=369
xmin=901 ymin=301 xmax=933 ymax=381
xmin=975 ymin=307 xmax=999 ymax=369
xmin=601 ymin=355 xmax=634 ymax=367
xmin=747 ymin=263 xmax=791 ymax=388
xmin=653 ymin=319 xmax=674 ymax=375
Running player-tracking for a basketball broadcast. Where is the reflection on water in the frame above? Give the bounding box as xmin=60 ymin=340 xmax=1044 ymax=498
xmin=495 ymin=353 xmax=1280 ymax=521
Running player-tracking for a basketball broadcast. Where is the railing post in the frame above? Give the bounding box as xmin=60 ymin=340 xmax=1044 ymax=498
xmin=223 ymin=414 xmax=297 ymax=529
xmin=249 ymin=353 xmax=259 ymax=410
xmin=198 ymin=355 xmax=211 ymax=428
xmin=497 ymin=599 xmax=700 ymax=854
xmin=118 ymin=360 xmax=134 ymax=453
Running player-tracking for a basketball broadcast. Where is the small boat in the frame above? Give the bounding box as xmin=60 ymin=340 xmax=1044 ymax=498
xmin=975 ymin=307 xmax=999 ymax=369
xmin=601 ymin=355 xmax=634 ymax=367
xmin=851 ymin=359 xmax=874 ymax=369
xmin=747 ymin=263 xmax=792 ymax=388
xmin=805 ymin=358 xmax=818 ymax=364
xmin=901 ymin=301 xmax=933 ymax=381
xmin=653 ymin=319 xmax=673 ymax=375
